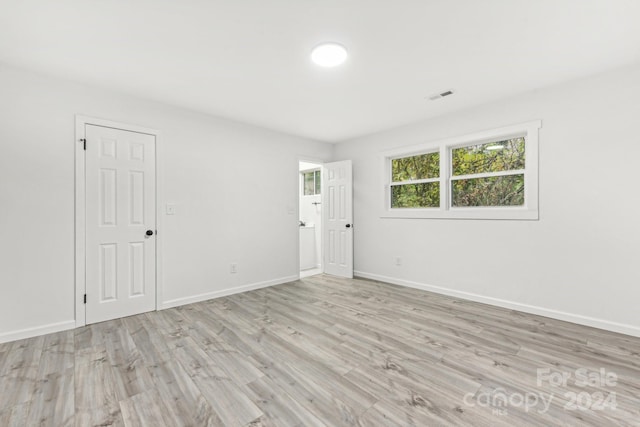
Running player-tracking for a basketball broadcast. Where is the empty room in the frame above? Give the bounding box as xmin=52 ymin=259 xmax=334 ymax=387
xmin=1 ymin=1 xmax=640 ymax=426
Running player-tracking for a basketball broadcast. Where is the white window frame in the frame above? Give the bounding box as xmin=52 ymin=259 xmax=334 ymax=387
xmin=389 ymin=149 xmax=441 ymax=209
xmin=301 ymin=168 xmax=321 ymax=196
xmin=381 ymin=120 xmax=541 ymax=220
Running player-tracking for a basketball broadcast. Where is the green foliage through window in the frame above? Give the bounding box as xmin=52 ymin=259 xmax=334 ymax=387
xmin=452 ymin=175 xmax=524 ymax=207
xmin=391 ymin=182 xmax=440 ymax=208
xmin=390 ymin=151 xmax=440 ymax=208
xmin=391 ymin=152 xmax=439 ymax=182
xmin=452 ymin=138 xmax=525 ymax=176
xmin=451 ymin=137 xmax=525 ymax=207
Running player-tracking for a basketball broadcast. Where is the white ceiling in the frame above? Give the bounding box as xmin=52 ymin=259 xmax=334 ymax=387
xmin=1 ymin=0 xmax=639 ymax=142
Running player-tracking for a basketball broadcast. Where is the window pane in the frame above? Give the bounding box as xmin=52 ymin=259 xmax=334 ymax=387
xmin=452 ymin=174 xmax=524 ymax=207
xmin=314 ymin=170 xmax=321 ymax=194
xmin=303 ymin=172 xmax=314 ymax=195
xmin=392 ymin=152 xmax=439 ymax=182
xmin=391 ymin=182 xmax=440 ymax=208
xmin=452 ymin=137 xmax=525 ymax=176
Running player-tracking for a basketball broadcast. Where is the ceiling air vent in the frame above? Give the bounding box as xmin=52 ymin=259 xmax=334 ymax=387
xmin=428 ymin=89 xmax=455 ymax=101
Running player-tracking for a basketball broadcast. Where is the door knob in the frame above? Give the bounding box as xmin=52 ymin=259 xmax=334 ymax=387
xmin=345 ymin=224 xmax=352 ymax=228
xmin=146 ymin=230 xmax=154 ymax=236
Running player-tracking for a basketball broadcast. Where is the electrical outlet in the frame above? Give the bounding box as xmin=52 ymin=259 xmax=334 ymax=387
xmin=230 ymin=263 xmax=238 ymax=274
xmin=394 ymin=257 xmax=402 ymax=266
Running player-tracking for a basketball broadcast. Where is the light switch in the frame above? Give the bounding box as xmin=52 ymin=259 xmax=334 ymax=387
xmin=166 ymin=203 xmax=176 ymax=215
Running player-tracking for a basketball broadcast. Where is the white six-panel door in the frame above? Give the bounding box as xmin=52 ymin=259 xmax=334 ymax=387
xmin=322 ymin=160 xmax=353 ymax=278
xmin=85 ymin=124 xmax=156 ymax=324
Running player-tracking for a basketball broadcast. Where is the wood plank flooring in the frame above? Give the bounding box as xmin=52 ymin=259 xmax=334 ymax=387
xmin=1 ymin=275 xmax=639 ymax=426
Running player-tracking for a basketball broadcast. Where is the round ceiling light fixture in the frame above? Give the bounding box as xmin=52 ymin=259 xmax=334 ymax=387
xmin=311 ymin=43 xmax=348 ymax=67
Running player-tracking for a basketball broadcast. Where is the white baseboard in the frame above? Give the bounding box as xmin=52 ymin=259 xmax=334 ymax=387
xmin=161 ymin=275 xmax=298 ymax=310
xmin=354 ymin=271 xmax=640 ymax=338
xmin=0 ymin=276 xmax=299 ymax=344
xmin=0 ymin=320 xmax=76 ymax=344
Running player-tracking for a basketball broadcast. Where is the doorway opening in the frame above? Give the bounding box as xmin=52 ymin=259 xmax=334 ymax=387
xmin=299 ymin=161 xmax=322 ymax=278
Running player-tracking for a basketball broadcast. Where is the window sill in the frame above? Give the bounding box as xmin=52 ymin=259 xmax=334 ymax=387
xmin=380 ymin=207 xmax=538 ymax=220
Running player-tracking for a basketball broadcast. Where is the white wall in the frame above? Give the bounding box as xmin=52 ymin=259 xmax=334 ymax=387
xmin=334 ymin=62 xmax=640 ymax=337
xmin=3 ymin=60 xmax=639 ymax=342
xmin=0 ymin=64 xmax=333 ymax=342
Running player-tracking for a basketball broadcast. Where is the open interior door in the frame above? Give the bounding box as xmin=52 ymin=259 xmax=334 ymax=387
xmin=322 ymin=160 xmax=353 ymax=278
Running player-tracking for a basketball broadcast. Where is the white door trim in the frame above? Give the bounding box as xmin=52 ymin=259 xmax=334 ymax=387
xmin=74 ymin=115 xmax=163 ymax=327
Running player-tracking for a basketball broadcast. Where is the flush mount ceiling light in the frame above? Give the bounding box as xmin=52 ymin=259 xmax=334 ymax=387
xmin=311 ymin=43 xmax=348 ymax=67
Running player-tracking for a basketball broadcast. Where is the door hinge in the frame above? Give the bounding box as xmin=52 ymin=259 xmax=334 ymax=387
xmin=83 ymin=294 xmax=87 ymax=304
xmin=80 ymin=138 xmax=86 ymax=150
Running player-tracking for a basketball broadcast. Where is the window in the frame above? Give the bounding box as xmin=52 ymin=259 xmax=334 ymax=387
xmin=451 ymin=137 xmax=525 ymax=207
xmin=302 ymin=169 xmax=321 ymax=195
xmin=390 ymin=151 xmax=440 ymax=208
xmin=381 ymin=121 xmax=540 ymax=220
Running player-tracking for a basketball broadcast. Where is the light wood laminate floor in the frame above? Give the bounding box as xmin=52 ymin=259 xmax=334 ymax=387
xmin=1 ymin=275 xmax=639 ymax=426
